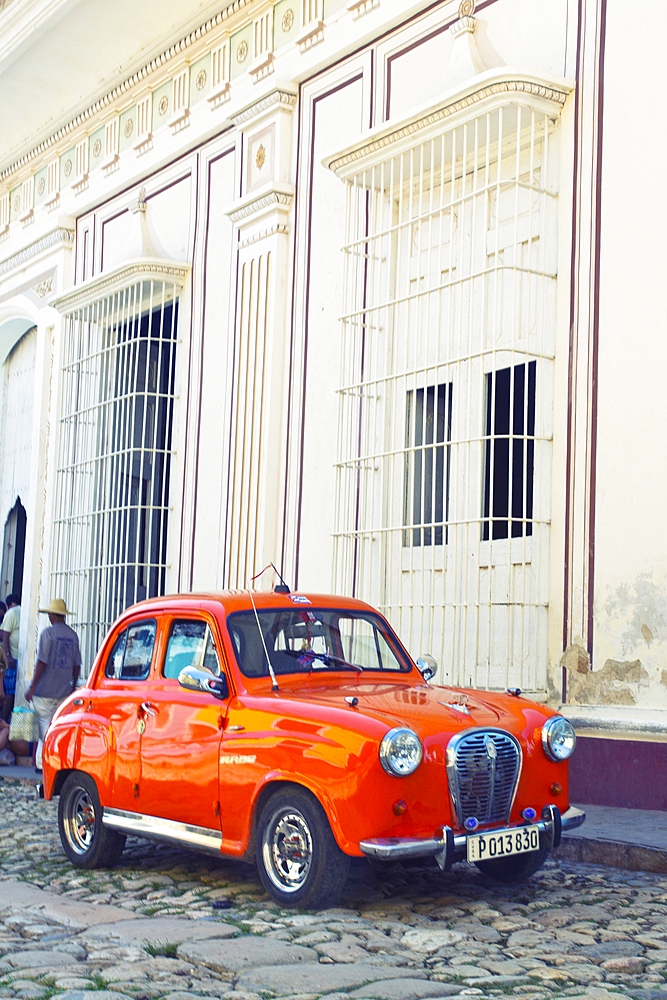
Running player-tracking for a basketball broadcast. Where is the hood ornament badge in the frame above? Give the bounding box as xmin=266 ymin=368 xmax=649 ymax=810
xmin=438 ymin=693 xmax=470 ymax=715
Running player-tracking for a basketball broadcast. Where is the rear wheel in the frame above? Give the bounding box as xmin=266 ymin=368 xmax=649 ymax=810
xmin=256 ymin=787 xmax=350 ymax=907
xmin=58 ymin=772 xmax=126 ymax=869
xmin=475 ymin=839 xmax=548 ymax=881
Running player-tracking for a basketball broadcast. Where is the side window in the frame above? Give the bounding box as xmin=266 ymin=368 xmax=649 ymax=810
xmin=163 ymin=620 xmax=221 ymax=679
xmin=104 ymin=620 xmax=157 ymax=680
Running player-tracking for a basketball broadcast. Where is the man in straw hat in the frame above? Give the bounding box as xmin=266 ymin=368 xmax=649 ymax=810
xmin=26 ymin=598 xmax=81 ymax=771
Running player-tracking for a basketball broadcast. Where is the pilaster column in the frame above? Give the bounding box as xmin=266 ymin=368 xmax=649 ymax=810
xmin=223 ymin=86 xmax=297 ymax=589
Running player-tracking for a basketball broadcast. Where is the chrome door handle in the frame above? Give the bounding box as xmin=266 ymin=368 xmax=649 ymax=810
xmin=140 ymin=701 xmax=158 ymax=717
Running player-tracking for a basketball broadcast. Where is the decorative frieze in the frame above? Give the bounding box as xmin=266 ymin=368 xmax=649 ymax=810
xmin=18 ymin=176 xmax=34 ymax=226
xmin=346 ymin=0 xmax=379 ymax=18
xmin=134 ymin=94 xmax=153 ymax=156
xmin=45 ymin=159 xmax=59 ymax=212
xmin=0 ymin=226 xmax=74 ymax=278
xmin=296 ymin=0 xmax=324 ymax=50
xmin=250 ymin=10 xmax=274 ymax=83
xmin=72 ymin=139 xmax=89 ymax=195
xmin=169 ymin=67 xmax=190 ymax=132
xmin=0 ymin=192 xmax=8 ymax=240
xmin=208 ymin=41 xmax=231 ymax=109
xmin=102 ymin=116 xmax=120 ymax=174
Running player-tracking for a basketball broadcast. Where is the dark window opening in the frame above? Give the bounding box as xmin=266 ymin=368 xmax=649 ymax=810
xmin=403 ymin=383 xmax=453 ymax=546
xmin=1 ymin=498 xmax=26 ymax=600
xmin=483 ymin=361 xmax=536 ymax=540
xmin=96 ymin=299 xmax=177 ymax=626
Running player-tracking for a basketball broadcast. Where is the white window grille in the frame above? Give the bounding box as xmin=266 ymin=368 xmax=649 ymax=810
xmin=51 ymin=279 xmax=179 ymax=672
xmin=333 ymin=104 xmax=561 ymax=695
xmin=0 ymin=192 xmax=9 ymax=231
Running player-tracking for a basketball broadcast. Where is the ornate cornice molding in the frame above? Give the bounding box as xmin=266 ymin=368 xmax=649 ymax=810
xmin=229 ymin=87 xmax=298 ymax=128
xmin=0 ymin=226 xmax=74 ymax=278
xmin=325 ymin=70 xmax=574 ymax=178
xmin=239 ymin=222 xmax=289 ymax=248
xmin=227 ymin=185 xmax=294 ymax=224
xmin=0 ymin=0 xmax=255 ymax=183
xmin=52 ymin=257 xmax=191 ymax=314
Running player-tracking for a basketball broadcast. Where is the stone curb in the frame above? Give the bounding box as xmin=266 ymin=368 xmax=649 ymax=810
xmin=558 ymin=834 xmax=667 ymax=874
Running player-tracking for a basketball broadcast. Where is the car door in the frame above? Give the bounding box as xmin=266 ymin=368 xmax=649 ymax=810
xmin=136 ymin=613 xmax=228 ymax=832
xmin=77 ymin=617 xmax=158 ymax=810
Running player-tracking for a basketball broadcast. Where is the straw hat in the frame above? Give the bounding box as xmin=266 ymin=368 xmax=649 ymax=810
xmin=39 ymin=598 xmax=72 ymax=617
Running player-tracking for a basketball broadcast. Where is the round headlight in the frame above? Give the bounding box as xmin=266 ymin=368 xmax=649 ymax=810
xmin=542 ymin=716 xmax=577 ymax=762
xmin=379 ymin=727 xmax=423 ymax=776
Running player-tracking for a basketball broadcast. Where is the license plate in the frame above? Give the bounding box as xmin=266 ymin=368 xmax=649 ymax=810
xmin=466 ymin=824 xmax=540 ymax=862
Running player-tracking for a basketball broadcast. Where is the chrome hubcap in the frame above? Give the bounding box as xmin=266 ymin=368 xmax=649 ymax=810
xmin=65 ymin=787 xmax=96 ymax=854
xmin=262 ymin=808 xmax=313 ymax=893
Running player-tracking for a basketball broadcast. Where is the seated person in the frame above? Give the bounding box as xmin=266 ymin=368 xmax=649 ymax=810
xmin=0 ymin=718 xmax=30 ymax=762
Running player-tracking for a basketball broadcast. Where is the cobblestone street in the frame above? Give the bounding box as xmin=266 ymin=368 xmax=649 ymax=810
xmin=1 ymin=777 xmax=667 ymax=1000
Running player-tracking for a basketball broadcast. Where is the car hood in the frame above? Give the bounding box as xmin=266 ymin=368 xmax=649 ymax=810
xmin=270 ymin=678 xmax=542 ymax=741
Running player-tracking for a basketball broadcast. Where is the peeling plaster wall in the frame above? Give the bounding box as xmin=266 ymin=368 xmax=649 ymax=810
xmin=590 ymin=574 xmax=667 ymax=710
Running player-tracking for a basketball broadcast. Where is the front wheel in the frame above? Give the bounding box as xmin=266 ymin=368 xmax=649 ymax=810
xmin=475 ymin=838 xmax=548 ymax=882
xmin=256 ymin=787 xmax=350 ymax=907
xmin=58 ymin=772 xmax=126 ymax=869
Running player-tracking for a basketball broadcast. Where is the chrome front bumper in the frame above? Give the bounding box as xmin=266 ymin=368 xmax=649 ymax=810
xmin=359 ymin=804 xmax=585 ymax=869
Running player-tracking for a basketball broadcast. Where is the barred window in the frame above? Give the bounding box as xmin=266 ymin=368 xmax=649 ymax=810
xmin=483 ymin=361 xmax=535 ymax=540
xmin=52 ymin=275 xmax=182 ymax=671
xmin=404 ymin=382 xmax=452 ymax=546
xmin=331 ymin=93 xmax=564 ymax=694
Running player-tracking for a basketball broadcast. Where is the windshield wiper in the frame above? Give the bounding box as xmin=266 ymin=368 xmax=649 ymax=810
xmin=309 ymin=650 xmax=363 ymax=673
xmin=293 ymin=649 xmax=364 ymax=673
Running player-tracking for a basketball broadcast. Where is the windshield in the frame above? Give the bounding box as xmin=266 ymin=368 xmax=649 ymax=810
xmin=226 ymin=608 xmax=412 ymax=678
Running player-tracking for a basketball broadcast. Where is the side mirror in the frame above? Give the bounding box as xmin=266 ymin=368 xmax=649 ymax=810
xmin=178 ymin=665 xmax=229 ymax=700
xmin=416 ymin=654 xmax=437 ymax=683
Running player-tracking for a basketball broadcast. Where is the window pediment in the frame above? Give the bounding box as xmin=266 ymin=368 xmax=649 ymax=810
xmin=324 ymin=68 xmax=573 ymax=181
xmin=52 ymin=257 xmax=191 ymax=314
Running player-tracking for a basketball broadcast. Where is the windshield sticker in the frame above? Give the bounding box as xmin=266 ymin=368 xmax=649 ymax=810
xmin=288 ymin=595 xmax=311 ymax=604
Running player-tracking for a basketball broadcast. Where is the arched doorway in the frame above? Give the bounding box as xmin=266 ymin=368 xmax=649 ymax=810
xmin=1 ymin=498 xmax=26 ymax=601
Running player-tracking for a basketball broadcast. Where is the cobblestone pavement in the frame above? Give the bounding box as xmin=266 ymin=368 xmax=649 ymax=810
xmin=1 ymin=778 xmax=667 ymax=1000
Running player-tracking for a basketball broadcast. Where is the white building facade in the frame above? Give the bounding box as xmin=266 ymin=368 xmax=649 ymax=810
xmin=1 ymin=0 xmax=665 ymax=807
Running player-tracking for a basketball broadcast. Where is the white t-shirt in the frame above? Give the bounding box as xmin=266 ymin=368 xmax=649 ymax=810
xmin=1 ymin=605 xmax=20 ymax=660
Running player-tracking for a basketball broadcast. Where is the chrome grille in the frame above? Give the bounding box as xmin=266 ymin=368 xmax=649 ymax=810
xmin=446 ymin=729 xmax=521 ymax=827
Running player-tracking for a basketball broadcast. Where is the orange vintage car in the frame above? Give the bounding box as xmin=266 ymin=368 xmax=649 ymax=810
xmin=41 ymin=590 xmax=584 ymax=907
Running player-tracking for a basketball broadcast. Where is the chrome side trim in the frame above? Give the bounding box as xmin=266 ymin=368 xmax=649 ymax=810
xmin=359 ymin=806 xmax=585 ymax=862
xmin=102 ymin=807 xmax=223 ymax=856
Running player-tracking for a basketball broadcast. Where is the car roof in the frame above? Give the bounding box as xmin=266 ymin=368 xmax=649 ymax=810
xmin=116 ymin=591 xmax=380 ymax=620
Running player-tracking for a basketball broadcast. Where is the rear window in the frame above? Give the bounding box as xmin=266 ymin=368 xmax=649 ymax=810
xmin=226 ymin=608 xmax=411 ymax=678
